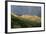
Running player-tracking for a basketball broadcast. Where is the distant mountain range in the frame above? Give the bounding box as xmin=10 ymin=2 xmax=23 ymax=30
xmin=11 ymin=5 xmax=41 ymax=17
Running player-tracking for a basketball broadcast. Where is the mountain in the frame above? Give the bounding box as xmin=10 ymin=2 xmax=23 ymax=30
xmin=11 ymin=13 xmax=41 ymax=28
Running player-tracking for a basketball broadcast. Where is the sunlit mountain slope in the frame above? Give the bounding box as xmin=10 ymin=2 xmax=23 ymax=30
xmin=11 ymin=13 xmax=41 ymax=28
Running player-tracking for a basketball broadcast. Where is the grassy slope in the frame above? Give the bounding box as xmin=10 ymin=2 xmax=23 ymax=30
xmin=11 ymin=14 xmax=41 ymax=28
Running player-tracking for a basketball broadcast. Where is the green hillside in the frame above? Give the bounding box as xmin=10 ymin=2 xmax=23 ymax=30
xmin=11 ymin=14 xmax=41 ymax=28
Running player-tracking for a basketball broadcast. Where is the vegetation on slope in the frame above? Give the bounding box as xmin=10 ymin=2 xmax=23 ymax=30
xmin=11 ymin=13 xmax=41 ymax=28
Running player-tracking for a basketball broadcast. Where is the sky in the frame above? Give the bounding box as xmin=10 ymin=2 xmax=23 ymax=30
xmin=11 ymin=5 xmax=41 ymax=16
